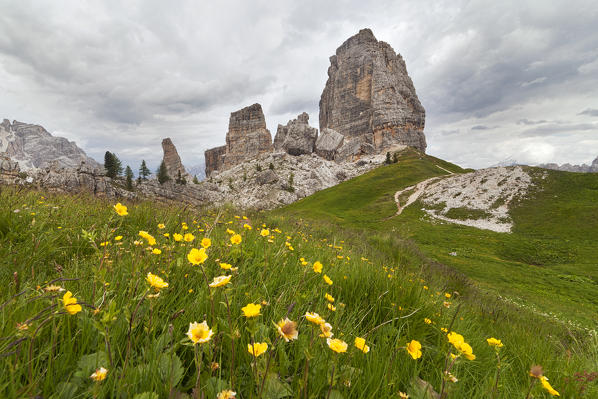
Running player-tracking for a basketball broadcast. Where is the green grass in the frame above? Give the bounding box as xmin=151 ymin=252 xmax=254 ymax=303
xmin=1 ymin=153 xmax=597 ymax=398
xmin=280 ymin=149 xmax=598 ymax=331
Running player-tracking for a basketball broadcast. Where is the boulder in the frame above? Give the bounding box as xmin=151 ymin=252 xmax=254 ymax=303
xmin=319 ymin=28 xmax=426 ymax=156
xmin=256 ymin=170 xmax=279 ymax=185
xmin=315 ymin=128 xmax=344 ymax=160
xmin=273 ymin=112 xmax=318 ymax=156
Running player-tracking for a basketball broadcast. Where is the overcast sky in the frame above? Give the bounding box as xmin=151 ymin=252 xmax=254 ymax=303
xmin=1 ymin=0 xmax=597 ymax=171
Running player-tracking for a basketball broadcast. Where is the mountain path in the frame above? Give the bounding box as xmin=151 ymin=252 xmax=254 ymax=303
xmin=390 ymin=166 xmax=454 ymax=217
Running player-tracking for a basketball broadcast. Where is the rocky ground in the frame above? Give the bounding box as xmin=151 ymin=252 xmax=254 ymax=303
xmin=418 ymin=166 xmax=534 ymax=233
xmin=392 ymin=166 xmax=534 ymax=233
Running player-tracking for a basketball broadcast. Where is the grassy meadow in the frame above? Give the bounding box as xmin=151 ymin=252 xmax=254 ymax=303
xmin=0 ymin=174 xmax=596 ymax=398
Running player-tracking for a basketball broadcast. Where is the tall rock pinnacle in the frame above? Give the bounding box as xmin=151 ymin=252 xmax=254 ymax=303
xmin=161 ymin=138 xmax=189 ymax=181
xmin=319 ymin=28 xmax=426 ymax=154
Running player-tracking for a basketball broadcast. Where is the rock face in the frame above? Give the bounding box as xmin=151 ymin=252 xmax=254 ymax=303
xmin=0 ymin=119 xmax=101 ymax=170
xmin=204 ymin=145 xmax=226 ymax=177
xmin=273 ymin=112 xmax=318 ymax=156
xmin=538 ymin=157 xmax=598 ymax=173
xmin=205 ymin=104 xmax=273 ymax=176
xmin=161 ymin=138 xmax=189 ymax=182
xmin=319 ymin=28 xmax=426 ymax=157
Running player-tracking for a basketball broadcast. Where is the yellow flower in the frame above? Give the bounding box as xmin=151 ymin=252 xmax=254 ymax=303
xmin=187 ymin=321 xmax=213 ymax=344
xmin=327 ymin=338 xmax=348 ymax=353
xmin=323 ymin=274 xmax=333 ymax=285
xmin=325 ymin=293 xmax=334 ymax=303
xmin=354 ymin=337 xmax=370 ymax=353
xmin=540 ymin=376 xmax=560 ymax=396
xmin=230 ymin=234 xmax=242 ymax=245
xmin=182 ymin=222 xmax=188 ymax=230
xmin=424 ymin=318 xmax=432 ymax=324
xmin=398 ymin=392 xmax=409 ymax=398
xmin=209 ymin=275 xmax=232 ymax=288
xmin=62 ymin=291 xmax=82 ymax=315
xmin=114 ymin=235 xmax=123 ymax=241
xmin=447 ymin=331 xmax=464 ymax=346
xmin=248 ymin=342 xmax=268 ymax=357
xmin=445 ymin=293 xmax=451 ymax=298
xmin=90 ymin=367 xmax=108 ymax=381
xmin=313 ymin=261 xmax=323 ymax=273
xmin=319 ymin=322 xmax=333 ymax=338
xmin=184 ymin=233 xmax=195 ymax=242
xmin=487 ymin=337 xmax=504 ymax=348
xmin=243 ymin=223 xmax=252 ymax=230
xmin=138 ymin=231 xmax=156 ymax=246
xmin=241 ymin=303 xmax=261 ymax=318
xmin=406 ymin=340 xmax=422 ymax=359
xmin=260 ymin=229 xmax=270 ymax=237
xmin=220 ymin=262 xmax=232 ymax=270
xmin=276 ymin=318 xmax=298 ymax=342
xmin=441 ymin=327 xmax=448 ymax=333
xmin=201 ymin=237 xmax=211 ymax=248
xmin=305 ymin=312 xmax=325 ymax=325
xmin=173 ymin=233 xmax=183 ymax=242
xmin=187 ymin=248 xmax=208 ymax=265
xmin=217 ymin=390 xmax=237 ymax=399
xmin=152 ymin=248 xmax=162 ymax=255
xmin=113 ymin=203 xmax=128 ymax=216
xmin=327 ymin=303 xmax=336 ymax=311
xmin=146 ymin=272 xmax=168 ymax=290
xmin=447 ymin=332 xmax=475 ymax=360
xmin=158 ymin=223 xmax=166 ymax=229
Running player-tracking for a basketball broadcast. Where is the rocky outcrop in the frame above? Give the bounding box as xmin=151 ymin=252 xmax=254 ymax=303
xmin=319 ymin=28 xmax=426 ymax=156
xmin=273 ymin=112 xmax=318 ymax=156
xmin=204 ymin=146 xmax=226 ymax=177
xmin=204 ymin=104 xmax=273 ymax=176
xmin=538 ymin=157 xmax=598 ymax=173
xmin=0 ymin=119 xmax=101 ymax=171
xmin=161 ymin=138 xmax=189 ymax=182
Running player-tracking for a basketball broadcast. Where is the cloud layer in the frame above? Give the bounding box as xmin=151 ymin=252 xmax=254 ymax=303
xmin=1 ymin=0 xmax=597 ymax=170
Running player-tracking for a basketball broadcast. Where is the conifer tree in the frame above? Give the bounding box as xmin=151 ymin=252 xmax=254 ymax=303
xmin=104 ymin=151 xmax=114 ymax=176
xmin=193 ymin=175 xmax=199 ymax=184
xmin=157 ymin=160 xmax=170 ymax=184
xmin=139 ymin=160 xmax=151 ymax=180
xmin=125 ymin=166 xmax=134 ymax=191
xmin=104 ymin=151 xmax=123 ymax=178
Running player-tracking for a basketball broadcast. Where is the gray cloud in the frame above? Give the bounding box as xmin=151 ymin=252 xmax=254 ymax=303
xmin=0 ymin=0 xmax=597 ymax=171
xmin=578 ymin=108 xmax=598 ymax=117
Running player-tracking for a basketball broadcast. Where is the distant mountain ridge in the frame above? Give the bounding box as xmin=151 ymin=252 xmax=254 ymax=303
xmin=0 ymin=119 xmax=100 ymax=170
xmin=538 ymin=157 xmax=598 ymax=173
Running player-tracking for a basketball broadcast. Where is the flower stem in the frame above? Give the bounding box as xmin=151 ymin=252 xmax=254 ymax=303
xmin=326 ymin=360 xmax=336 ymax=399
xmin=224 ymin=292 xmax=236 ymax=389
xmin=491 ymin=352 xmax=501 ymax=399
xmin=524 ymin=378 xmax=537 ymax=399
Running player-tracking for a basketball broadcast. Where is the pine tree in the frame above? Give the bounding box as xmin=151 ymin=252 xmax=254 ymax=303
xmin=112 ymin=154 xmax=123 ymax=177
xmin=175 ymin=170 xmax=187 ymax=185
xmin=385 ymin=152 xmax=391 ymax=164
xmin=139 ymin=160 xmax=150 ymax=180
xmin=125 ymin=166 xmax=134 ymax=191
xmin=157 ymin=160 xmax=170 ymax=184
xmin=104 ymin=151 xmax=114 ymax=177
xmin=193 ymin=175 xmax=199 ymax=184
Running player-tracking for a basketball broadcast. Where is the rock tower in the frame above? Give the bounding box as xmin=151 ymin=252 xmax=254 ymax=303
xmin=319 ymin=28 xmax=426 ymax=155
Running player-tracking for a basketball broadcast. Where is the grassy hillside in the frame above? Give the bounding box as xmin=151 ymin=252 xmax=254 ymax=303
xmin=1 ymin=186 xmax=596 ymax=398
xmin=281 ymin=149 xmax=598 ymax=330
